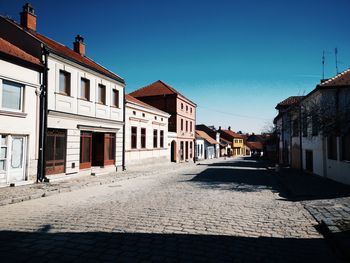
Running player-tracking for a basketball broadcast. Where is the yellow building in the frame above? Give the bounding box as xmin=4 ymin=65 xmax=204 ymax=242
xmin=219 ymin=127 xmax=245 ymax=156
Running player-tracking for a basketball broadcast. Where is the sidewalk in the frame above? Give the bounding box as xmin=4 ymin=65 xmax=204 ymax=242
xmin=276 ymin=167 xmax=350 ymax=261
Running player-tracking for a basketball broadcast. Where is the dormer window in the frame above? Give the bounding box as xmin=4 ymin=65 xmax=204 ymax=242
xmin=59 ymin=70 xmax=71 ymax=96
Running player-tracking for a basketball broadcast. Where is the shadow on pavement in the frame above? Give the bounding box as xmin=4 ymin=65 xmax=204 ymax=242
xmin=190 ymin=157 xmax=350 ymax=201
xmin=0 ymin=230 xmax=342 ymax=263
xmin=189 ymin=157 xmax=279 ymax=193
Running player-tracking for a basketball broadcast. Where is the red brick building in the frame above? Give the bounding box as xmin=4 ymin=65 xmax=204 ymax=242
xmin=130 ymin=80 xmax=196 ymax=162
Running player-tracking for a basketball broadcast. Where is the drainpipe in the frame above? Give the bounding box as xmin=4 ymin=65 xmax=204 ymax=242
xmin=122 ymin=86 xmax=126 ymax=171
xmin=37 ymin=45 xmax=49 ymax=182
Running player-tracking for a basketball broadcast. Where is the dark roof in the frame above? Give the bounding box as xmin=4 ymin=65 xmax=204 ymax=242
xmin=0 ymin=37 xmax=42 ymax=67
xmin=30 ymin=31 xmax=124 ymax=83
xmin=130 ymin=80 xmax=196 ymax=106
xmin=220 ymin=129 xmax=243 ymax=139
xmin=195 ymin=130 xmax=219 ymax=144
xmin=275 ymin=96 xmax=304 ymax=109
xmin=2 ymin=17 xmax=123 ymax=83
xmin=318 ymin=68 xmax=350 ymax=88
xmin=125 ymin=94 xmax=169 ymax=115
xmin=246 ymin=141 xmax=263 ymax=150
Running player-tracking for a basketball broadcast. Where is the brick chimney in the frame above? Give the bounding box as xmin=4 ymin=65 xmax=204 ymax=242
xmin=73 ymin=35 xmax=85 ymax=56
xmin=20 ymin=3 xmax=36 ymax=31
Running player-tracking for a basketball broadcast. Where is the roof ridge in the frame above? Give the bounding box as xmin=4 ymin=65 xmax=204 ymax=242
xmin=321 ymin=68 xmax=350 ymax=86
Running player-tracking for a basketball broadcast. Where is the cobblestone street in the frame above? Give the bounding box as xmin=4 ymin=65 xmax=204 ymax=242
xmin=0 ymin=158 xmax=343 ymax=262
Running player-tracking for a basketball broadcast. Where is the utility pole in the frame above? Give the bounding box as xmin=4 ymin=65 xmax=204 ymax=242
xmin=322 ymin=50 xmax=325 ymax=80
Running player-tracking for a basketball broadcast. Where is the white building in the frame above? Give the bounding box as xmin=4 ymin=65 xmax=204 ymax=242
xmin=0 ymin=37 xmax=43 ymax=186
xmin=125 ymin=94 xmax=170 ymax=166
xmin=195 ymin=130 xmax=218 ymax=160
xmin=274 ymin=69 xmax=350 ymax=185
xmin=1 ymin=4 xmax=125 ymax=180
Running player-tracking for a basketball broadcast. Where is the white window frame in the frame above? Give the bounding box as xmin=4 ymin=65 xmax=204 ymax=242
xmin=0 ymin=134 xmax=8 ymax=173
xmin=0 ymin=79 xmax=24 ymax=112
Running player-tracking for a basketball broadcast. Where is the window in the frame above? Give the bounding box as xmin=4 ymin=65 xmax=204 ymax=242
xmin=181 ymin=103 xmax=184 ymax=110
xmin=302 ymin=115 xmax=307 ymax=137
xmin=154 ymin=116 xmax=157 ymax=120
xmin=341 ymin=133 xmax=350 ymax=161
xmin=142 ymin=113 xmax=145 ymax=117
xmin=0 ymin=135 xmax=7 ymax=171
xmin=327 ymin=136 xmax=337 ymax=160
xmin=98 ymin=84 xmax=106 ymax=104
xmin=59 ymin=70 xmax=71 ymax=95
xmin=312 ymin=115 xmax=319 ymax=136
xmin=1 ymin=80 xmax=23 ymax=111
xmin=292 ymin=119 xmax=299 ymax=137
xmin=186 ymin=121 xmax=188 ymax=132
xmin=181 ymin=119 xmax=183 ymax=131
xmin=133 ymin=111 xmax=136 ymax=115
xmin=45 ymin=129 xmax=66 ymax=175
xmin=186 ymin=105 xmax=188 ymax=112
xmin=190 ymin=121 xmax=192 ymax=132
xmin=112 ymin=89 xmax=119 ymax=107
xmin=80 ymin=78 xmax=90 ymax=100
xmin=131 ymin=127 xmax=137 ymax=149
xmin=153 ymin=129 xmax=158 ymax=148
xmin=141 ymin=128 xmax=146 ymax=148
xmin=160 ymin=130 xmax=164 ymax=148
xmin=190 ymin=107 xmax=192 ymax=114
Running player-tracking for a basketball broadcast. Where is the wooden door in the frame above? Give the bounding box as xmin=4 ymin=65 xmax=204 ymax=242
xmin=80 ymin=131 xmax=92 ymax=169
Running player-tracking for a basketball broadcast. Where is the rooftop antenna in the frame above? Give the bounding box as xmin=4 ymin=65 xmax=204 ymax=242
xmin=335 ymin=48 xmax=339 ymax=75
xmin=322 ymin=50 xmax=325 ymax=80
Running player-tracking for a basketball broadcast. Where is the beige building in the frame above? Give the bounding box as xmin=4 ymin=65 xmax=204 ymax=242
xmin=125 ymin=94 xmax=170 ymax=166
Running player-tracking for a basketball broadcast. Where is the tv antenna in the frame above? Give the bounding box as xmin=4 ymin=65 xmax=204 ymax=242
xmin=335 ymin=48 xmax=339 ymax=75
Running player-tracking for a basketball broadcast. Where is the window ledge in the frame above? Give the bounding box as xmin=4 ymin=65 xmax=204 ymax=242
xmin=0 ymin=109 xmax=27 ymax=118
xmin=55 ymin=92 xmax=73 ymax=98
xmin=110 ymin=105 xmax=120 ymax=109
xmin=95 ymin=102 xmax=107 ymax=106
xmin=78 ymin=97 xmax=91 ymax=102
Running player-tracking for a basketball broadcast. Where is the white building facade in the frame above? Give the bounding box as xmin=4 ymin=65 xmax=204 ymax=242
xmin=125 ymin=95 xmax=170 ymax=166
xmin=0 ymin=38 xmax=43 ymax=186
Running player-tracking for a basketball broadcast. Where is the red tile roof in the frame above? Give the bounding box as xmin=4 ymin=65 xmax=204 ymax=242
xmin=246 ymin=141 xmax=263 ymax=150
xmin=0 ymin=37 xmax=42 ymax=66
xmin=195 ymin=130 xmax=219 ymax=144
xmin=220 ymin=129 xmax=243 ymax=139
xmin=275 ymin=96 xmax=304 ymax=109
xmin=319 ymin=68 xmax=350 ymax=87
xmin=3 ymin=17 xmax=123 ymax=83
xmin=29 ymin=31 xmax=123 ymax=83
xmin=130 ymin=80 xmax=196 ymax=106
xmin=125 ymin=94 xmax=169 ymax=116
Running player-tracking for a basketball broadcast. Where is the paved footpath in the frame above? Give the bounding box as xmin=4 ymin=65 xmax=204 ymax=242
xmin=0 ymin=158 xmax=343 ymax=262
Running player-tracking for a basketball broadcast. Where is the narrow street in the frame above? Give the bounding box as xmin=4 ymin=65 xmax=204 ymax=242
xmin=0 ymin=158 xmax=341 ymax=262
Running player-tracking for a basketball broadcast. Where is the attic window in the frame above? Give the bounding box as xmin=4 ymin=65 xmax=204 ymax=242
xmin=142 ymin=113 xmax=145 ymax=117
xmin=154 ymin=116 xmax=157 ymax=120
xmin=133 ymin=111 xmax=136 ymax=115
xmin=161 ymin=118 xmax=163 ymax=121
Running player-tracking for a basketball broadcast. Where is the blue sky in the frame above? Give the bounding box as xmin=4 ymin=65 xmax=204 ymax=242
xmin=1 ymin=0 xmax=349 ymax=133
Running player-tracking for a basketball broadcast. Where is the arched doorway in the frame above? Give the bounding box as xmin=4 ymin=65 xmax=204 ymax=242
xmin=171 ymin=140 xmax=177 ymax=162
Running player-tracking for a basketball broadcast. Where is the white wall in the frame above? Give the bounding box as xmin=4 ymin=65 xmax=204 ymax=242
xmin=125 ymin=101 xmax=170 ymax=166
xmin=196 ymin=139 xmax=205 ymax=160
xmin=46 ymin=55 xmax=124 ymax=175
xmin=0 ymin=59 xmax=41 ymax=183
xmin=47 ymin=56 xmax=124 ymax=122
